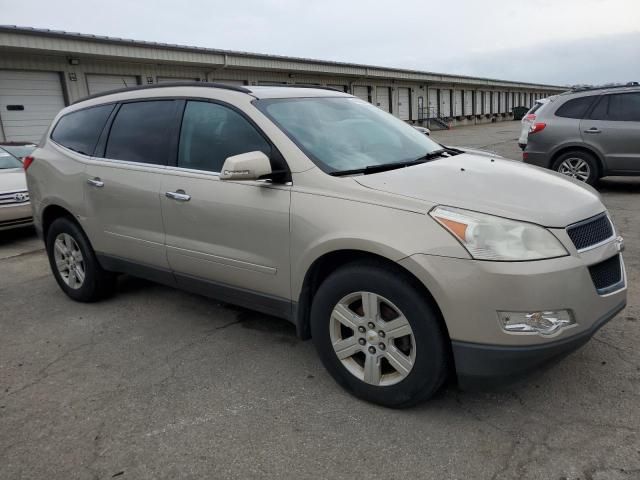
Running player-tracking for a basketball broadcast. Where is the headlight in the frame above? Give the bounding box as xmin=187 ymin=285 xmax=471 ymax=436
xmin=430 ymin=206 xmax=568 ymax=261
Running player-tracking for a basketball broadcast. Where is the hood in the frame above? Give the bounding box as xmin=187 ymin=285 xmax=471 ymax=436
xmin=0 ymin=168 xmax=28 ymax=192
xmin=354 ymin=154 xmax=603 ymax=227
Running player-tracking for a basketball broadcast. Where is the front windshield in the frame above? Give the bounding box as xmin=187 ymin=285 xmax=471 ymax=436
xmin=0 ymin=151 xmax=23 ymax=169
xmin=256 ymin=97 xmax=443 ymax=173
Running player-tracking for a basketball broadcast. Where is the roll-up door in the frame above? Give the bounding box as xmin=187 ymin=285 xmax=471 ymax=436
xmin=353 ymin=85 xmax=370 ymax=102
xmin=327 ymin=84 xmax=347 ymax=92
xmin=492 ymin=92 xmax=499 ymax=114
xmin=0 ymin=70 xmax=66 ymax=143
xmin=440 ymin=89 xmax=451 ymax=117
xmin=453 ymin=90 xmax=462 ymax=117
xmin=500 ymin=92 xmax=506 ymax=113
xmin=397 ymin=87 xmax=410 ymax=120
xmin=86 ymin=74 xmax=138 ymax=95
xmin=463 ymin=90 xmax=473 ymax=115
xmin=483 ymin=91 xmax=491 ymax=114
xmin=475 ymin=91 xmax=482 ymax=115
xmin=213 ymin=79 xmax=246 ymax=86
xmin=427 ymin=88 xmax=438 ymax=117
xmin=376 ymin=87 xmax=391 ymax=112
xmin=157 ymin=76 xmax=200 ymax=83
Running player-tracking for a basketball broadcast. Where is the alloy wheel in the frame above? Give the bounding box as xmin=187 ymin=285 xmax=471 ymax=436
xmin=329 ymin=291 xmax=416 ymax=386
xmin=53 ymin=233 xmax=86 ymax=289
xmin=557 ymin=157 xmax=591 ymax=182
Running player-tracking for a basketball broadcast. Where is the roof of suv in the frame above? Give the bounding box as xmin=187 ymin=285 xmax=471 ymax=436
xmin=74 ymin=82 xmax=352 ymax=106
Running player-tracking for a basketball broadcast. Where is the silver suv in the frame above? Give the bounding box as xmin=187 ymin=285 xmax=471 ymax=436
xmin=26 ymin=84 xmax=627 ymax=407
xmin=524 ymin=84 xmax=640 ymax=184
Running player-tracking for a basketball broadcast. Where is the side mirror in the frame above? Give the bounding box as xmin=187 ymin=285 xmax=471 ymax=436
xmin=220 ymin=151 xmax=272 ymax=181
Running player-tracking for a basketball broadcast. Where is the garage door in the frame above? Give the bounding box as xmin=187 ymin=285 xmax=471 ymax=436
xmin=376 ymin=87 xmax=391 ymax=112
xmin=453 ymin=90 xmax=463 ymax=117
xmin=0 ymin=70 xmax=66 ymax=143
xmin=86 ymin=74 xmax=138 ymax=95
xmin=157 ymin=76 xmax=200 ymax=83
xmin=463 ymin=90 xmax=473 ymax=115
xmin=483 ymin=91 xmax=491 ymax=114
xmin=491 ymin=92 xmax=499 ymax=114
xmin=475 ymin=91 xmax=482 ymax=114
xmin=212 ymin=79 xmax=246 ymax=86
xmin=352 ymin=86 xmax=369 ymax=102
xmin=397 ymin=87 xmax=410 ymax=120
xmin=440 ymin=89 xmax=451 ymax=117
xmin=427 ymin=88 xmax=438 ymax=117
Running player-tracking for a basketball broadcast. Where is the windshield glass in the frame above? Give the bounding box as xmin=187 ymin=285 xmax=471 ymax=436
xmin=256 ymin=97 xmax=443 ymax=174
xmin=0 ymin=150 xmax=23 ymax=169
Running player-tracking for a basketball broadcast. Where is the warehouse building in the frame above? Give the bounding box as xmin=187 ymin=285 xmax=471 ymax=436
xmin=0 ymin=26 xmax=564 ymax=143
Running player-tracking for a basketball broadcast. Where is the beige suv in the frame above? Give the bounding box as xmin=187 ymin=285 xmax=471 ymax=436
xmin=26 ymin=84 xmax=627 ymax=407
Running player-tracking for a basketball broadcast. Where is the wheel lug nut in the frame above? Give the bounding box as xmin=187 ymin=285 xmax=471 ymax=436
xmin=378 ymin=330 xmax=385 ymax=338
xmin=379 ymin=343 xmax=386 ymax=350
xmin=368 ymin=346 xmax=376 ymax=354
xmin=358 ymin=338 xmax=366 ymax=346
xmin=358 ymin=326 xmax=366 ymax=333
xmin=368 ymin=322 xmax=375 ymax=329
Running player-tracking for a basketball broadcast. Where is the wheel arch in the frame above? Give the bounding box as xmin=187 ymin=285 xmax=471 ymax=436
xmin=294 ymin=249 xmax=450 ymax=347
xmin=41 ymin=204 xmax=82 ymax=239
xmin=550 ymin=144 xmax=605 ymax=176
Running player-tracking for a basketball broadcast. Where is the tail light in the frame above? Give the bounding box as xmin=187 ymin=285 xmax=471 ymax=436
xmin=529 ymin=122 xmax=546 ymax=134
xmin=23 ymin=155 xmax=34 ymax=171
xmin=525 ymin=113 xmax=536 ymax=121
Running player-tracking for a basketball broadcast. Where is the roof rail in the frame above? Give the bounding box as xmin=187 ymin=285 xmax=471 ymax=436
xmin=570 ymin=82 xmax=639 ymax=93
xmin=252 ymin=84 xmax=344 ymax=92
xmin=73 ymin=81 xmax=252 ymax=104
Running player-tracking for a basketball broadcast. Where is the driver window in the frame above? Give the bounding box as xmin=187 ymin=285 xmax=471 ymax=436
xmin=178 ymin=101 xmax=270 ymax=172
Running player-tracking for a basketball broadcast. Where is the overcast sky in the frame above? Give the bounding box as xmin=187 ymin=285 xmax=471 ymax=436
xmin=2 ymin=0 xmax=639 ymax=85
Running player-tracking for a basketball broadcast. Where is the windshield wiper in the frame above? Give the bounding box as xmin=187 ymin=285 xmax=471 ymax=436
xmin=330 ymin=149 xmax=448 ymax=177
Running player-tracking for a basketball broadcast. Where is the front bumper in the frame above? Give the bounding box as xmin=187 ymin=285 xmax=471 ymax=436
xmin=398 ymin=234 xmax=627 ymax=388
xmin=0 ymin=202 xmax=33 ymax=231
xmin=451 ymin=299 xmax=626 ymax=389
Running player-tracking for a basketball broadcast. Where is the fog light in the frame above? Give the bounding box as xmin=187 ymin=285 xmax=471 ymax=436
xmin=498 ymin=310 xmax=575 ymax=336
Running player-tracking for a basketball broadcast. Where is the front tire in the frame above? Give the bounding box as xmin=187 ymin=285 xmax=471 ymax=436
xmin=310 ymin=262 xmax=449 ymax=408
xmin=45 ymin=217 xmax=116 ymax=302
xmin=552 ymin=150 xmax=599 ymax=185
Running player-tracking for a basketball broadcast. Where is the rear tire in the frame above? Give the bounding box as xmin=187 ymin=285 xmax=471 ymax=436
xmin=310 ymin=262 xmax=449 ymax=408
xmin=45 ymin=217 xmax=116 ymax=302
xmin=552 ymin=150 xmax=599 ymax=185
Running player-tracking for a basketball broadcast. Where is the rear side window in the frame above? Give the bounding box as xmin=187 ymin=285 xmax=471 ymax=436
xmin=51 ymin=105 xmax=114 ymax=155
xmin=178 ymin=101 xmax=270 ymax=172
xmin=554 ymin=96 xmax=597 ymax=119
xmin=607 ymin=93 xmax=640 ymax=121
xmin=105 ymin=101 xmax=177 ymax=165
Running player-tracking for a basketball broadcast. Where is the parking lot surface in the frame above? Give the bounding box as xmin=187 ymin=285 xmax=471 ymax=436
xmin=1 ymin=121 xmax=639 ymax=480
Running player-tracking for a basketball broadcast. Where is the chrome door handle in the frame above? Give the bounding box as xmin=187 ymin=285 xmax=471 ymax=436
xmin=165 ymin=190 xmax=191 ymax=201
xmin=584 ymin=128 xmax=601 ymax=134
xmin=87 ymin=178 xmax=104 ymax=188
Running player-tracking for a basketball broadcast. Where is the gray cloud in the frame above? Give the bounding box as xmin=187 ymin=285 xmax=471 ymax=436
xmin=2 ymin=0 xmax=639 ymax=85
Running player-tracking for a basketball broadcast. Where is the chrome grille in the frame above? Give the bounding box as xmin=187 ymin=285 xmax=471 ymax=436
xmin=0 ymin=190 xmax=30 ymax=205
xmin=566 ymin=213 xmax=614 ymax=251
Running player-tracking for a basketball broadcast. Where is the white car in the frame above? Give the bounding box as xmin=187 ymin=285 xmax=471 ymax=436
xmin=518 ymin=97 xmax=553 ymax=149
xmin=0 ymin=150 xmax=32 ymax=231
xmin=412 ymin=125 xmax=431 ymax=136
